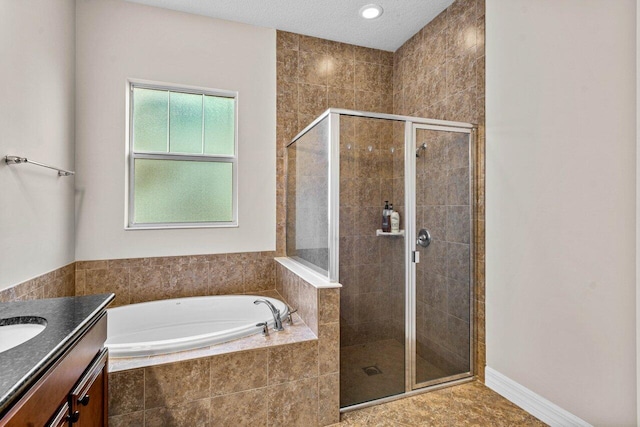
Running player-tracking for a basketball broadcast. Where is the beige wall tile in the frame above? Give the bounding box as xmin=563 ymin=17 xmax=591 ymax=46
xmin=277 ymin=31 xmax=299 ymax=51
xmin=85 ymin=267 xmax=129 ymax=307
xmin=328 ymin=58 xmax=355 ymax=89
xmin=171 ymin=262 xmax=208 ymax=297
xmin=144 ymin=399 xmax=210 ymax=427
xmin=319 ymin=322 xmax=340 ymax=375
xmin=244 ymin=257 xmax=275 ymax=292
xmin=299 ymin=51 xmax=328 ymax=85
xmin=268 ymin=340 xmax=318 ymax=385
xmin=318 ymin=373 xmax=340 ymax=426
xmin=209 ymin=257 xmax=244 ymax=295
xmin=319 ymin=288 xmax=340 ymax=324
xmin=76 ymin=260 xmax=108 ymax=270
xmin=129 ymin=265 xmax=171 ymax=304
xmin=298 ymin=83 xmax=328 ymax=116
xmin=210 ymin=388 xmax=268 ymax=427
xmin=298 ymin=280 xmax=318 ymax=335
xmin=354 ymin=45 xmax=381 ymax=64
xmin=108 ymin=369 xmax=144 ymax=417
xmin=145 ymin=359 xmax=210 ymax=409
xmin=277 ymin=48 xmax=299 ymax=83
xmin=210 ymin=349 xmax=268 ymax=396
xmin=267 ymin=377 xmax=319 ymax=426
xmin=299 ymin=34 xmax=327 ymax=53
xmin=108 ymin=258 xmax=146 ymax=269
xmin=108 ymin=411 xmax=144 ymax=427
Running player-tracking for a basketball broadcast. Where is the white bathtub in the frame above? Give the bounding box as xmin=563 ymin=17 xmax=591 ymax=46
xmin=105 ymin=295 xmax=289 ymax=358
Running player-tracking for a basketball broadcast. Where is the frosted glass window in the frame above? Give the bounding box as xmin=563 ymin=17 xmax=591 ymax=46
xmin=128 ymin=82 xmax=237 ymax=228
xmin=169 ymin=92 xmax=203 ymax=154
xmin=134 ymin=160 xmax=233 ymax=223
xmin=204 ymin=95 xmax=235 ymax=155
xmin=132 ymin=88 xmax=168 ymax=152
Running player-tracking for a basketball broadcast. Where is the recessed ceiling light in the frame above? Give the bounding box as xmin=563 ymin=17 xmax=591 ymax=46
xmin=360 ymin=4 xmax=383 ymax=20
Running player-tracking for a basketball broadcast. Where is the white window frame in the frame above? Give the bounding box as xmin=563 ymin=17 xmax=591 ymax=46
xmin=126 ymin=79 xmax=239 ymax=230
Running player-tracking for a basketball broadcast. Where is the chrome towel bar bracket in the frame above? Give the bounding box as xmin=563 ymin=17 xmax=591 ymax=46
xmin=5 ymin=155 xmax=75 ymax=177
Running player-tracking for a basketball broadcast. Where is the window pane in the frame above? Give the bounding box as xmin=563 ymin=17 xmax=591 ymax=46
xmin=169 ymin=92 xmax=203 ymax=154
xmin=133 ymin=88 xmax=168 ymax=152
xmin=133 ymin=159 xmax=233 ymax=223
xmin=204 ymin=95 xmax=235 ymax=155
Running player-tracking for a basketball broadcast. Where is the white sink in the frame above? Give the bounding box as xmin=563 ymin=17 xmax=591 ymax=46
xmin=0 ymin=318 xmax=47 ymax=353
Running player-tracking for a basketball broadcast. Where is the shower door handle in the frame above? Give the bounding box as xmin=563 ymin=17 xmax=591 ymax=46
xmin=417 ymin=229 xmax=431 ymax=248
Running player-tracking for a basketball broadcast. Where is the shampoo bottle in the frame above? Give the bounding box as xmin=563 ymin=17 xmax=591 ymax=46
xmin=391 ymin=206 xmax=400 ymax=233
xmin=382 ymin=201 xmax=390 ymax=232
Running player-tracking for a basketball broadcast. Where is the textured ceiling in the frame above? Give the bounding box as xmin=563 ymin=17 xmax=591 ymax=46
xmin=125 ymin=0 xmax=455 ymax=51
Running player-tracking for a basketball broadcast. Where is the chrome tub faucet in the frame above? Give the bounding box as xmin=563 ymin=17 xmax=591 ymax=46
xmin=254 ymin=299 xmax=285 ymax=332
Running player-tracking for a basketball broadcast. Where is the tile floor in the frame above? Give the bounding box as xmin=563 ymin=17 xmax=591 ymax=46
xmin=332 ymin=381 xmax=547 ymax=426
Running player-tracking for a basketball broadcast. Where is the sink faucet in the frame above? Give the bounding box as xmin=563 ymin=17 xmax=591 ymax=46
xmin=254 ymin=299 xmax=284 ymax=332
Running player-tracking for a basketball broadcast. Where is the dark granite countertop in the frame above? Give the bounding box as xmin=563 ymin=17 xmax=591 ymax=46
xmin=0 ymin=293 xmax=114 ymax=417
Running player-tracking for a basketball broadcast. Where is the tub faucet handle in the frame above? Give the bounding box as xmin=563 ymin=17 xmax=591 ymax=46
xmin=286 ymin=307 xmax=298 ymax=325
xmin=256 ymin=322 xmax=269 ymax=336
xmin=254 ymin=299 xmax=285 ymax=331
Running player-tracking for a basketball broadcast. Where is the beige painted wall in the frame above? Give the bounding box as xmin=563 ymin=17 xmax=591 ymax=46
xmin=0 ymin=0 xmax=76 ymax=291
xmin=486 ymin=0 xmax=636 ymax=424
xmin=75 ymin=0 xmax=276 ymax=260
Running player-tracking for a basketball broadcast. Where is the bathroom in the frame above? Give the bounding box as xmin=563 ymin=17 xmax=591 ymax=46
xmin=0 ymin=0 xmax=636 ymax=426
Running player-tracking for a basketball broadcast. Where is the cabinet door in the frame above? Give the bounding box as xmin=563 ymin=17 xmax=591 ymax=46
xmin=69 ymin=349 xmax=108 ymax=427
xmin=47 ymin=402 xmax=70 ymax=427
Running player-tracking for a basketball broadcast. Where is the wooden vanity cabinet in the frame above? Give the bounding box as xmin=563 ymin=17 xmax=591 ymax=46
xmin=67 ymin=349 xmax=108 ymax=427
xmin=0 ymin=314 xmax=108 ymax=427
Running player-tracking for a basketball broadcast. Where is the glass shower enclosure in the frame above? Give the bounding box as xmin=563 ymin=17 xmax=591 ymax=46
xmin=286 ymin=108 xmax=475 ymax=409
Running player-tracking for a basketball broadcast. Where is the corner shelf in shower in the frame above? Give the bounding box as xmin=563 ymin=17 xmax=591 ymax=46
xmin=376 ymin=229 xmax=405 ymax=237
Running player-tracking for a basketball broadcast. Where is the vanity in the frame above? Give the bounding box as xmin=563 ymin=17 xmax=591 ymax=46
xmin=0 ymin=294 xmax=114 ymax=426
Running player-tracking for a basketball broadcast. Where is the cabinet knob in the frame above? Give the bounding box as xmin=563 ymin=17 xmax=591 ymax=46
xmin=68 ymin=410 xmax=80 ymax=423
xmin=78 ymin=394 xmax=90 ymax=406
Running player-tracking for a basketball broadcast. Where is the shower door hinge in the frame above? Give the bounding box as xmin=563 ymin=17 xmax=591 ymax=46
xmin=412 ymin=251 xmax=420 ymax=263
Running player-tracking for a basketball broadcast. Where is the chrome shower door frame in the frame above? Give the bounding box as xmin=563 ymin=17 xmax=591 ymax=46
xmin=406 ymin=123 xmax=476 ymax=392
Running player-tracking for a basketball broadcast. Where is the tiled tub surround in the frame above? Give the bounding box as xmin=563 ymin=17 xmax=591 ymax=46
xmin=76 ymin=251 xmax=277 ymax=307
xmin=275 ymin=260 xmax=341 ymax=424
xmin=0 ymin=263 xmax=75 ymax=303
xmin=108 ymin=259 xmax=340 ymax=427
xmin=0 ymin=253 xmax=341 ymax=425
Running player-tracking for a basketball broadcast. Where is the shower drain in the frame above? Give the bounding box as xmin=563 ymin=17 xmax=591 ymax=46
xmin=362 ymin=365 xmax=383 ymax=376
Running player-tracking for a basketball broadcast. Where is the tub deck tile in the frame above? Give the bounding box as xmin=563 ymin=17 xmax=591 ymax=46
xmin=109 ymin=313 xmax=317 ymax=373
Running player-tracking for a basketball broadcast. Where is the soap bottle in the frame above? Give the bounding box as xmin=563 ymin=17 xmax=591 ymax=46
xmin=391 ymin=205 xmax=400 ymax=233
xmin=382 ymin=201 xmax=390 ymax=232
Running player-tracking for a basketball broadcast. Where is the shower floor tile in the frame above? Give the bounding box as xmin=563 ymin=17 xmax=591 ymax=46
xmin=333 ymin=381 xmax=548 ymax=426
xmin=340 ymin=339 xmax=447 ymax=407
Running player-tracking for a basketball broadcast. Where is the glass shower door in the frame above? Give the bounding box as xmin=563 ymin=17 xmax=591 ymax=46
xmin=411 ymin=125 xmax=473 ymax=388
xmin=339 ymin=116 xmax=406 ymax=407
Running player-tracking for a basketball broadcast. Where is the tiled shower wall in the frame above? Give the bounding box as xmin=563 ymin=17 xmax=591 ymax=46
xmin=392 ymin=0 xmax=486 ymax=380
xmin=277 ymin=0 xmax=485 ymax=381
xmin=274 ymin=31 xmax=402 ymax=350
xmin=275 ymin=31 xmax=394 ymax=256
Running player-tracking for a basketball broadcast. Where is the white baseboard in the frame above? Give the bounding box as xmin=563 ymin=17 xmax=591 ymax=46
xmin=485 ymin=367 xmax=591 ymax=427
